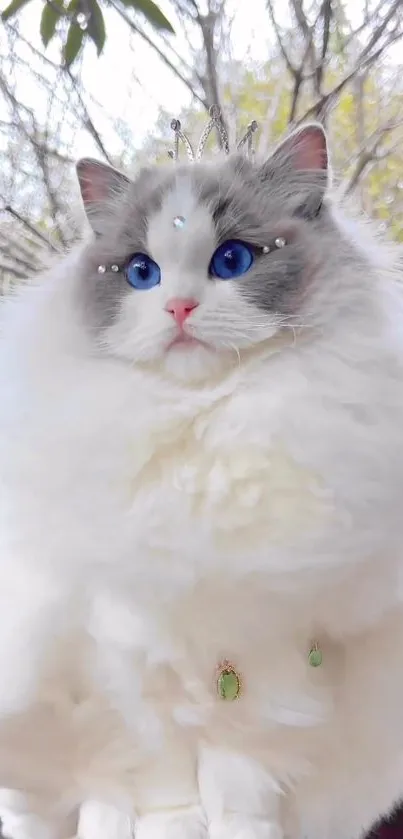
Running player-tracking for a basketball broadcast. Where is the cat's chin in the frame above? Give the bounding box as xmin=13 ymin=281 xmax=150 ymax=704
xmin=161 ymin=340 xmax=231 ymax=382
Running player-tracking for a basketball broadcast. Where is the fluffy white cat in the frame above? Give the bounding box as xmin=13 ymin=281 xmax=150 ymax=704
xmin=0 ymin=123 xmax=403 ymax=839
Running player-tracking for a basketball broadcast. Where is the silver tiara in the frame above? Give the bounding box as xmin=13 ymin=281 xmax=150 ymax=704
xmin=168 ymin=104 xmax=258 ymax=163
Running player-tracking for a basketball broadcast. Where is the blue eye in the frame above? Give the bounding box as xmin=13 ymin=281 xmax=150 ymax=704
xmin=125 ymin=253 xmax=161 ymax=290
xmin=210 ymin=239 xmax=254 ymax=280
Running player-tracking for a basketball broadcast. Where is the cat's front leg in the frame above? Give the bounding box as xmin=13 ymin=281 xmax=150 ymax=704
xmin=134 ymin=729 xmax=208 ymax=839
xmin=77 ymin=800 xmax=134 ymax=839
xmin=136 ymin=745 xmax=284 ymax=839
xmin=135 ymin=807 xmax=207 ymax=839
xmin=198 ymin=746 xmax=284 ymax=839
xmin=0 ymin=808 xmax=63 ymax=839
xmin=0 ymin=790 xmax=74 ymax=839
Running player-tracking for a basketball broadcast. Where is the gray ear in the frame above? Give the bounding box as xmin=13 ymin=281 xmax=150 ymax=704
xmin=271 ymin=123 xmax=328 ymax=172
xmin=76 ymin=158 xmax=131 ymax=232
xmin=263 ymin=123 xmax=330 ymax=218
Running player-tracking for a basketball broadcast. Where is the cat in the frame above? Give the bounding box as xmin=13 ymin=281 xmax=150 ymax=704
xmin=0 ymin=121 xmax=403 ymax=839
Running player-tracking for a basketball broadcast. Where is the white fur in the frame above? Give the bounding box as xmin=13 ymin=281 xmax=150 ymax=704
xmin=0 ymin=176 xmax=403 ymax=839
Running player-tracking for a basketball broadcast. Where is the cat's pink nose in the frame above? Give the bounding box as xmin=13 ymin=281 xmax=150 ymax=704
xmin=165 ymin=297 xmax=199 ymax=328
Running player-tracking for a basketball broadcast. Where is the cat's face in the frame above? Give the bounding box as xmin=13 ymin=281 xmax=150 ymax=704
xmin=76 ymin=125 xmax=330 ymax=381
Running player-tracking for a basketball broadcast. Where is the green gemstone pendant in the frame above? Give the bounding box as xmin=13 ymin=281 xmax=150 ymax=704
xmin=308 ymin=643 xmax=323 ymax=668
xmin=216 ymin=660 xmax=242 ymax=701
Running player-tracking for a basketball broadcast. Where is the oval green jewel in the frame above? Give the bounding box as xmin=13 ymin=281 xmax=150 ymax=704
xmin=308 ymin=646 xmax=323 ymax=668
xmin=217 ymin=667 xmax=241 ymax=701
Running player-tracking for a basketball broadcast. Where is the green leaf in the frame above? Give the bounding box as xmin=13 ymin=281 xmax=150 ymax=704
xmin=121 ymin=0 xmax=174 ymax=32
xmin=63 ymin=21 xmax=85 ymax=66
xmin=1 ymin=0 xmax=32 ymax=22
xmin=86 ymin=0 xmax=106 ymax=55
xmin=40 ymin=1 xmax=62 ymax=47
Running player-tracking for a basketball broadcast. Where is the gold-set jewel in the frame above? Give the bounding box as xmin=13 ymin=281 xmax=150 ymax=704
xmin=216 ymin=659 xmax=242 ymax=701
xmin=215 ymin=642 xmax=322 ymax=703
xmin=308 ymin=642 xmax=323 ymax=668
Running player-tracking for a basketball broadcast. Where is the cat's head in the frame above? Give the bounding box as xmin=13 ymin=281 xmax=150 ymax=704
xmin=75 ymin=124 xmax=348 ymax=382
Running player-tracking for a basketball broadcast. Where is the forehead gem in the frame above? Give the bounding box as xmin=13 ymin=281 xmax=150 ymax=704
xmin=275 ymin=237 xmax=286 ymax=248
xmin=173 ymin=215 xmax=186 ymax=229
xmin=97 ymin=264 xmax=106 ymax=274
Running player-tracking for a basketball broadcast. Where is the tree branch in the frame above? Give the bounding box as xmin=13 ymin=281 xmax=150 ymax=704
xmin=295 ymin=27 xmax=403 ymax=126
xmin=3 ymin=205 xmax=59 ymax=252
xmin=267 ymin=0 xmax=298 ymax=78
xmin=316 ymin=0 xmax=332 ymax=91
xmin=0 ymin=262 xmax=27 ymax=280
xmin=345 ymin=118 xmax=403 ymax=194
xmin=64 ymin=69 xmax=114 ymax=164
xmin=359 ymin=0 xmax=402 ymax=63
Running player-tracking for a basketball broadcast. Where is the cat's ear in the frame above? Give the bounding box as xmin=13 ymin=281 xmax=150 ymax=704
xmin=76 ymin=158 xmax=131 ymax=232
xmin=262 ymin=123 xmax=329 ymax=218
xmin=270 ymin=123 xmax=328 ymax=172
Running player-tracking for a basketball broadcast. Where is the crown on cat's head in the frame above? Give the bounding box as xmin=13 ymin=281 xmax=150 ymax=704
xmin=76 ymin=119 xmax=329 ymax=241
xmin=168 ymin=105 xmax=258 ymax=163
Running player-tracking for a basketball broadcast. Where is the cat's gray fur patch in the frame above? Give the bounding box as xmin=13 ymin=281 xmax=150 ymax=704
xmin=78 ymin=165 xmax=176 ymax=331
xmin=191 ymin=155 xmax=327 ymax=315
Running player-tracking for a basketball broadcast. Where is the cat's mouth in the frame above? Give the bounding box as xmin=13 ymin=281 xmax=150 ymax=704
xmin=167 ymin=333 xmax=210 ymax=351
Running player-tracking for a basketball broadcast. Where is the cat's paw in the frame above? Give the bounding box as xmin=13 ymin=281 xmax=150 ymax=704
xmin=209 ymin=816 xmax=283 ymax=839
xmin=77 ymin=801 xmax=134 ymax=839
xmin=0 ymin=812 xmax=57 ymax=839
xmin=136 ymin=806 xmax=207 ymax=839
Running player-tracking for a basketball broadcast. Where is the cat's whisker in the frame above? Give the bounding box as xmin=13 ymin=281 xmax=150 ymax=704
xmin=198 ymin=317 xmax=278 ymax=329
xmin=277 ymin=313 xmax=315 ymax=329
xmin=200 ymin=327 xmax=277 ymax=342
xmin=219 ymin=339 xmax=242 ymax=368
xmin=279 ymin=323 xmax=310 ymax=330
xmin=279 ymin=320 xmax=313 ymax=330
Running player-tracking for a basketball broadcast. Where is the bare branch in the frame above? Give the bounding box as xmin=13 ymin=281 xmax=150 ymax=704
xmin=295 ymin=26 xmax=403 ymax=126
xmin=0 ymin=262 xmax=26 ymax=280
xmin=0 ymin=246 xmax=38 ymax=275
xmin=0 ymin=69 xmax=70 ymax=243
xmin=289 ymin=74 xmax=303 ymax=123
xmin=197 ymin=10 xmax=223 ymax=110
xmin=343 ymin=117 xmax=403 ymax=194
xmin=317 ymin=0 xmax=332 ymax=90
xmin=2 ymin=205 xmax=59 ymax=252
xmin=267 ymin=0 xmax=298 ymax=78
xmin=64 ymin=69 xmax=114 ymax=164
xmin=290 ymin=0 xmax=316 ymax=80
xmin=360 ymin=0 xmax=402 ymax=63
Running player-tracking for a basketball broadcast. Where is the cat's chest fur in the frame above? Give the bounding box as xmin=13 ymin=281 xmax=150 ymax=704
xmin=2 ymin=350 xmax=402 ymax=598
xmin=0 ymin=366 xmax=337 ymax=596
